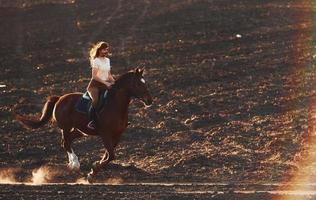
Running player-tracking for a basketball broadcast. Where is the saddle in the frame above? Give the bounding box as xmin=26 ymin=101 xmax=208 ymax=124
xmin=75 ymin=90 xmax=108 ymax=114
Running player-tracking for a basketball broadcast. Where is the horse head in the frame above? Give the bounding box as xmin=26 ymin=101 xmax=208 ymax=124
xmin=128 ymin=67 xmax=153 ymax=106
xmin=110 ymin=68 xmax=153 ymax=106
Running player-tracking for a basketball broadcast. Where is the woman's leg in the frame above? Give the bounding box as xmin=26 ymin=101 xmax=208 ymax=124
xmin=88 ymin=87 xmax=99 ymax=108
xmin=87 ymin=87 xmax=99 ymax=129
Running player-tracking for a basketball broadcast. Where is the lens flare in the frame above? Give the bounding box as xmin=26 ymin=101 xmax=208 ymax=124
xmin=273 ymin=1 xmax=316 ymax=199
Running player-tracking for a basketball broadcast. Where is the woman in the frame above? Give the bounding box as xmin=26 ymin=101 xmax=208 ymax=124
xmin=87 ymin=41 xmax=115 ymax=129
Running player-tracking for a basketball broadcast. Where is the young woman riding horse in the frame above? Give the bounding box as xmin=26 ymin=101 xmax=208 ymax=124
xmin=16 ymin=68 xmax=152 ymax=182
xmin=87 ymin=41 xmax=115 ymax=129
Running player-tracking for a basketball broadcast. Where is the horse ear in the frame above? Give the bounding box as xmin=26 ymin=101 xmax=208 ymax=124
xmin=135 ymin=67 xmax=140 ymax=73
xmin=139 ymin=67 xmax=144 ymax=75
xmin=135 ymin=67 xmax=144 ymax=75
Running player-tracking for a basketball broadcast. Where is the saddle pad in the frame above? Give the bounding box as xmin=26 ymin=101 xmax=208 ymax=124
xmin=75 ymin=92 xmax=91 ymax=114
xmin=75 ymin=91 xmax=108 ymax=114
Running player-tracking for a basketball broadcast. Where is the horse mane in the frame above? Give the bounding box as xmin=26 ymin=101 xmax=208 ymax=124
xmin=107 ymin=71 xmax=135 ymax=97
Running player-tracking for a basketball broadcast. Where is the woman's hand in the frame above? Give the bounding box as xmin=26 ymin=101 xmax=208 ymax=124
xmin=108 ymin=71 xmax=116 ymax=82
xmin=104 ymin=81 xmax=113 ymax=88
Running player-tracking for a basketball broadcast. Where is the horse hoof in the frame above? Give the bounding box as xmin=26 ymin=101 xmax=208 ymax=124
xmin=67 ymin=163 xmax=73 ymax=170
xmin=87 ymin=172 xmax=94 ymax=183
xmin=92 ymin=161 xmax=100 ymax=169
xmin=67 ymin=162 xmax=80 ymax=172
xmin=72 ymin=163 xmax=80 ymax=171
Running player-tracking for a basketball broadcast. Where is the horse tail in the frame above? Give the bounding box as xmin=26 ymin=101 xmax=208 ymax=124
xmin=16 ymin=96 xmax=60 ymax=129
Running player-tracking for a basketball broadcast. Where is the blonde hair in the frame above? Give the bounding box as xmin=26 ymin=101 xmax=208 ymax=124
xmin=89 ymin=41 xmax=109 ymax=63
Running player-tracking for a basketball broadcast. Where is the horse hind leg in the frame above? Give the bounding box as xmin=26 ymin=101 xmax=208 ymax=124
xmin=67 ymin=150 xmax=80 ymax=171
xmin=61 ymin=129 xmax=82 ymax=171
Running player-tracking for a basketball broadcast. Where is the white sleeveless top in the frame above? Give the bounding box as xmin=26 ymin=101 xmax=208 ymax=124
xmin=91 ymin=57 xmax=111 ymax=81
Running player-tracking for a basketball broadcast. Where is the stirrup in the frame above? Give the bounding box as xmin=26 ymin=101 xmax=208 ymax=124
xmin=87 ymin=121 xmax=96 ymax=129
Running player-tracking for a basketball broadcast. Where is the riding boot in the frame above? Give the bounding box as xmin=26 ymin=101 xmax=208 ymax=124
xmin=87 ymin=105 xmax=97 ymax=129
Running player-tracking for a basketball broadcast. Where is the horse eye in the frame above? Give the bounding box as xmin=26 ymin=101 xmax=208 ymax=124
xmin=140 ymin=78 xmax=146 ymax=84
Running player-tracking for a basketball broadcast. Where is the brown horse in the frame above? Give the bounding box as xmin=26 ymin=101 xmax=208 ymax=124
xmin=16 ymin=68 xmax=152 ymax=182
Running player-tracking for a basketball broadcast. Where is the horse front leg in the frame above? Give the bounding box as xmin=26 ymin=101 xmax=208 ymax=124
xmin=87 ymin=137 xmax=115 ymax=182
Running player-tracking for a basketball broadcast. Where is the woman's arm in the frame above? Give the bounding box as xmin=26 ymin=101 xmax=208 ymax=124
xmin=108 ymin=71 xmax=115 ymax=83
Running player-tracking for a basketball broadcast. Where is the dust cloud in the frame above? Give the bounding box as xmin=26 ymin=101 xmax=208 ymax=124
xmin=31 ymin=166 xmax=55 ymax=185
xmin=75 ymin=177 xmax=89 ymax=184
xmin=0 ymin=166 xmax=63 ymax=185
xmin=0 ymin=168 xmax=19 ymax=184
